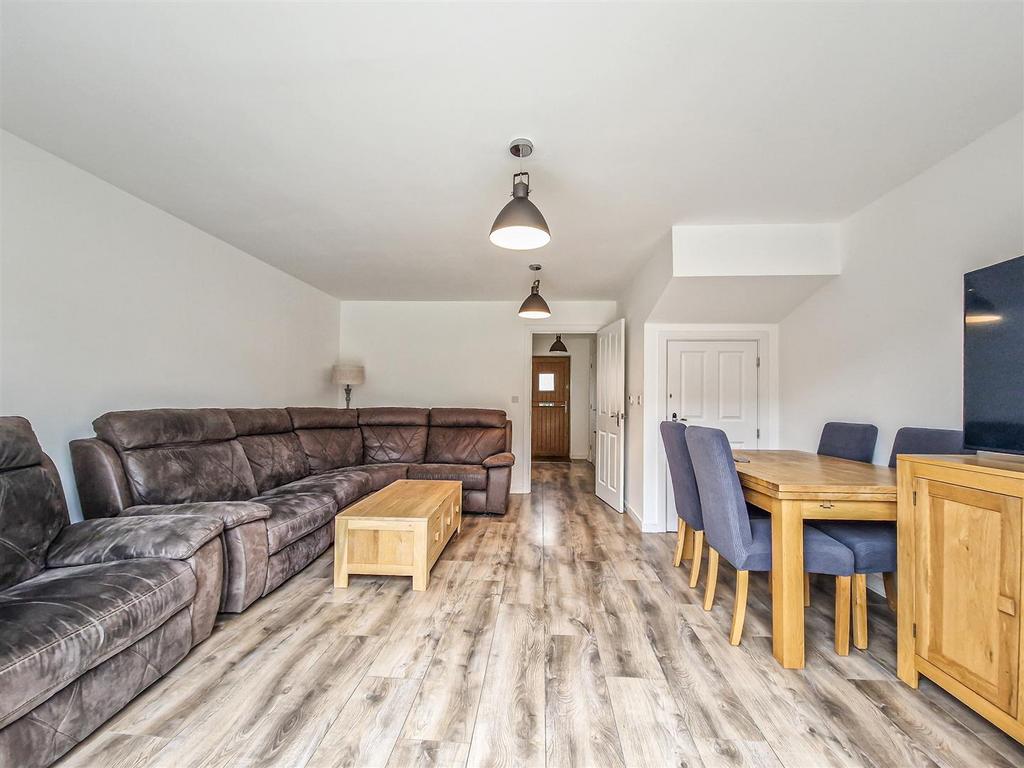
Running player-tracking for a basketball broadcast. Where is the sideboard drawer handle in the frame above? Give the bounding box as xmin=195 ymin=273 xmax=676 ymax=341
xmin=820 ymin=501 xmax=835 ymax=509
xmin=998 ymin=595 xmax=1017 ymax=616
xmin=434 ymin=531 xmax=440 ymax=542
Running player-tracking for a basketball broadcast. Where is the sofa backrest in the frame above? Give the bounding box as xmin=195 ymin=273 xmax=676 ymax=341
xmin=358 ymin=407 xmax=429 ymax=464
xmin=288 ymin=407 xmax=363 ymax=473
xmin=426 ymin=408 xmax=509 ymax=464
xmin=93 ymin=409 xmax=258 ymax=505
xmin=0 ymin=417 xmax=69 ymax=591
xmin=227 ymin=408 xmax=310 ymax=493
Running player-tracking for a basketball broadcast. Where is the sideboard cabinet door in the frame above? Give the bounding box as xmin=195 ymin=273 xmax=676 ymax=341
xmin=914 ymin=478 xmax=1022 ymax=716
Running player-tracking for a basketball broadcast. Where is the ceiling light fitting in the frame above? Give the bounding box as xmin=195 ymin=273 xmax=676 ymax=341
xmin=549 ymin=334 xmax=568 ymax=353
xmin=518 ymin=264 xmax=551 ymax=319
xmin=490 ymin=139 xmax=550 ymax=250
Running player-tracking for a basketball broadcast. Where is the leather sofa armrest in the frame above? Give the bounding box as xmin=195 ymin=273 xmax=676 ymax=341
xmin=46 ymin=516 xmax=224 ymax=567
xmin=123 ymin=500 xmax=271 ymax=528
xmin=483 ymin=452 xmax=515 ymax=468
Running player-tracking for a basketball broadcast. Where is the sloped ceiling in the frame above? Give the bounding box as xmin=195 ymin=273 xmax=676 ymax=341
xmin=2 ymin=2 xmax=1021 ymax=300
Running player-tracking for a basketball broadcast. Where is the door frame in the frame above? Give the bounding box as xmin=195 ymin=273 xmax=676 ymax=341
xmin=520 ymin=322 xmax=606 ymax=495
xmin=643 ymin=324 xmax=779 ymax=533
xmin=531 ymin=355 xmax=571 ymax=461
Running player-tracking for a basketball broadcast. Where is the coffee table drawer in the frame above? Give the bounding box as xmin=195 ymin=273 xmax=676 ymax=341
xmin=427 ymin=506 xmax=445 ymax=562
xmin=442 ymin=495 xmax=460 ymax=537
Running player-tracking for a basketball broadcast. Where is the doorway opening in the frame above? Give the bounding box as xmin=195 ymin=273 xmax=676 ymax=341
xmin=530 ymin=334 xmax=595 ymax=464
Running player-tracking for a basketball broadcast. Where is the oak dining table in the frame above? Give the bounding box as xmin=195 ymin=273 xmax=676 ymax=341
xmin=731 ymin=449 xmax=898 ymax=670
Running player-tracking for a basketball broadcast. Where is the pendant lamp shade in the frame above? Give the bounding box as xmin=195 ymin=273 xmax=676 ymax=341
xmin=490 ymin=173 xmax=550 ymax=250
xmin=549 ymin=335 xmax=568 ymax=353
xmin=518 ymin=279 xmax=551 ymax=319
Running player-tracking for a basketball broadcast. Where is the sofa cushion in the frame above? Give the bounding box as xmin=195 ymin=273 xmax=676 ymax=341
xmin=261 ymin=469 xmax=372 ymax=509
xmin=0 ymin=418 xmax=68 ymax=591
xmin=407 ymin=463 xmax=487 ymax=490
xmin=227 ymin=409 xmax=310 ymax=494
xmin=0 ymin=558 xmax=196 ymax=727
xmin=250 ymin=492 xmax=337 ymax=553
xmin=0 ymin=463 xmax=68 ymax=592
xmin=0 ymin=417 xmax=44 ymax=472
xmin=294 ymin=427 xmax=363 ymax=473
xmin=235 ymin=433 xmax=310 ymax=493
xmin=226 ymin=408 xmax=293 ymax=436
xmin=347 ymin=463 xmax=409 ymax=491
xmin=426 ymin=427 xmax=506 ymax=465
xmin=358 ymin=408 xmax=429 ymax=465
xmin=288 ymin=407 xmax=359 ymax=430
xmin=359 ymin=407 xmax=430 ymax=427
xmin=122 ymin=500 xmax=270 ymax=528
xmin=121 ymin=441 xmax=258 ymax=506
xmin=94 ymin=408 xmax=236 ymax=451
xmin=429 ymin=408 xmax=507 ymax=429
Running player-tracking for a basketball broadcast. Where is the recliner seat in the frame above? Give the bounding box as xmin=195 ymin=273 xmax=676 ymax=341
xmin=0 ymin=416 xmax=225 ymax=768
xmin=71 ymin=405 xmax=515 ymax=613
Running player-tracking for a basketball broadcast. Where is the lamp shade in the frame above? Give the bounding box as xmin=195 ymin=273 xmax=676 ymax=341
xmin=490 ymin=174 xmax=550 ymax=250
xmin=332 ymin=364 xmax=365 ymax=386
xmin=518 ymin=280 xmax=551 ymax=319
xmin=549 ymin=335 xmax=568 ymax=353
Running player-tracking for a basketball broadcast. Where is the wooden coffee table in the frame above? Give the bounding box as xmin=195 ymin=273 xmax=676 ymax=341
xmin=333 ymin=479 xmax=462 ymax=591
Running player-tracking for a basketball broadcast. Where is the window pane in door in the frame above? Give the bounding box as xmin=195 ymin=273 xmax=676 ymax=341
xmin=538 ymin=373 xmax=555 ymax=391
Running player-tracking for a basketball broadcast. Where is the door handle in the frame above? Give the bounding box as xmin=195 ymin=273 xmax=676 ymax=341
xmin=670 ymin=413 xmax=687 ymax=422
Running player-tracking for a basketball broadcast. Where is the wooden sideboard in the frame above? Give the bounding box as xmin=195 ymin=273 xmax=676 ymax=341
xmin=897 ymin=454 xmax=1024 ymax=743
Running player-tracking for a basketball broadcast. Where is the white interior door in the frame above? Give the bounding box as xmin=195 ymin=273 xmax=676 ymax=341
xmin=666 ymin=339 xmax=760 ymax=445
xmin=596 ymin=318 xmax=625 ymax=512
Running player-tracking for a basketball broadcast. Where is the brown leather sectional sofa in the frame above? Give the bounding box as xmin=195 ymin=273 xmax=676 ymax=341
xmin=0 ymin=417 xmax=226 ymax=768
xmin=71 ymin=406 xmax=515 ymax=613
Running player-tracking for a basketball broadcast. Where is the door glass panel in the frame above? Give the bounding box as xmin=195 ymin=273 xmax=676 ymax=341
xmin=538 ymin=373 xmax=555 ymax=391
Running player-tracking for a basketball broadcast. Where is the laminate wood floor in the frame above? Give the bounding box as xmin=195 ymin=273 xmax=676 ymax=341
xmin=58 ymin=462 xmax=1024 ymax=768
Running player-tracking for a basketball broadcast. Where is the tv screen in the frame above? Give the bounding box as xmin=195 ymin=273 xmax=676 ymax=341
xmin=964 ymin=255 xmax=1024 ymax=455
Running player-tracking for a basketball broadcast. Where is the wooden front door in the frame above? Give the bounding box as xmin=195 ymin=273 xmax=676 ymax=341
xmin=914 ymin=478 xmax=1022 ymax=716
xmin=532 ymin=356 xmax=570 ymax=461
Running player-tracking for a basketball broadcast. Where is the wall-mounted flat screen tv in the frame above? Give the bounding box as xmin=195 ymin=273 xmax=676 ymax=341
xmin=964 ymin=254 xmax=1024 ymax=455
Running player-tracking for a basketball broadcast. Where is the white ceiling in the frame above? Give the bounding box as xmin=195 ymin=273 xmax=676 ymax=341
xmin=2 ymin=2 xmax=1021 ymax=301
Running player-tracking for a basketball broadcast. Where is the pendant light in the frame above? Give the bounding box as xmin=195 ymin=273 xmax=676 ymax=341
xmin=490 ymin=139 xmax=550 ymax=250
xmin=518 ymin=264 xmax=551 ymax=319
xmin=549 ymin=334 xmax=568 ymax=353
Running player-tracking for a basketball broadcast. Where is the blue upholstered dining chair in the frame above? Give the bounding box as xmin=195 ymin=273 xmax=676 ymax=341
xmin=887 ymin=426 xmax=971 ymax=468
xmin=660 ymin=421 xmax=706 ymax=587
xmin=817 ymin=421 xmax=878 ymax=463
xmin=812 ymin=427 xmax=972 ymax=649
xmin=685 ymin=426 xmax=856 ymax=652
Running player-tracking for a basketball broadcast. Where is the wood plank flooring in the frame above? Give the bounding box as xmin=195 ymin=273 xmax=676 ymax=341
xmin=58 ymin=462 xmax=1024 ymax=768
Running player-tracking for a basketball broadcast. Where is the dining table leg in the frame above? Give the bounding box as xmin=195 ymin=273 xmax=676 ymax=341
xmin=771 ymin=500 xmax=805 ymax=668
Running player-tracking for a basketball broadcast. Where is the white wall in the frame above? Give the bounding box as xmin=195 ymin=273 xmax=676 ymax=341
xmin=1 ymin=132 xmax=342 ymax=519
xmin=780 ymin=113 xmax=1024 ymax=462
xmin=672 ymin=223 xmax=839 ymax=277
xmin=532 ymin=333 xmax=594 ymax=460
xmin=617 ymin=236 xmax=673 ymax=517
xmin=338 ymin=300 xmax=617 ymax=492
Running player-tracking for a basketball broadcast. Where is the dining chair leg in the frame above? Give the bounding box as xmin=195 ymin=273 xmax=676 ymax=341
xmin=689 ymin=530 xmax=705 ymax=588
xmin=834 ymin=576 xmax=851 ymax=656
xmin=804 ymin=573 xmax=811 ymax=607
xmin=730 ymin=570 xmax=749 ymax=646
xmin=853 ymin=574 xmax=868 ymax=650
xmin=673 ymin=519 xmax=687 ymax=567
xmin=703 ymin=547 xmax=719 ymax=611
xmin=882 ymin=572 xmax=898 ymax=612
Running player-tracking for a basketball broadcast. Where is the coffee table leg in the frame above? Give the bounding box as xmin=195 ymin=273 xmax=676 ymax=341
xmin=334 ymin=518 xmax=349 ymax=589
xmin=413 ymin=522 xmax=429 ymax=591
